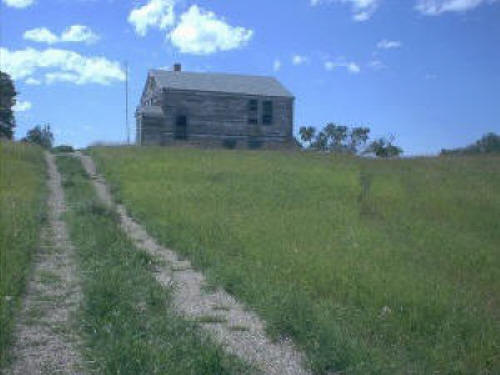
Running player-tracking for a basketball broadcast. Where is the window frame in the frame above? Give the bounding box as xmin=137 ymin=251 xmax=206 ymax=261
xmin=262 ymin=100 xmax=273 ymax=125
xmin=247 ymin=99 xmax=259 ymax=124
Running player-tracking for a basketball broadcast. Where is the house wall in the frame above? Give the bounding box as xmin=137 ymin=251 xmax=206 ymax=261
xmin=136 ymin=114 xmax=165 ymax=145
xmin=137 ymin=89 xmax=294 ymax=149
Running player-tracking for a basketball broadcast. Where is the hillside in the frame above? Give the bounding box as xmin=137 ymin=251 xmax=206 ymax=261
xmin=91 ymin=147 xmax=500 ymax=374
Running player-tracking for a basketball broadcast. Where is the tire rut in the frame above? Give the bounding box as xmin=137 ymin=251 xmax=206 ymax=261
xmin=7 ymin=152 xmax=85 ymax=375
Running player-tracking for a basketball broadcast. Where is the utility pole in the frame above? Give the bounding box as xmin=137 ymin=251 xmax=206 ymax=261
xmin=125 ymin=61 xmax=130 ymax=145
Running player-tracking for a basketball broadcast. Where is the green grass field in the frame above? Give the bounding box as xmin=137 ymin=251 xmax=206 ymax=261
xmin=56 ymin=155 xmax=254 ymax=374
xmin=92 ymin=146 xmax=500 ymax=374
xmin=0 ymin=141 xmax=47 ymax=366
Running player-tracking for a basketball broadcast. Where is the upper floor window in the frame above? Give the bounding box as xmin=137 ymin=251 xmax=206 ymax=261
xmin=248 ymin=99 xmax=258 ymax=112
xmin=248 ymin=99 xmax=258 ymax=124
xmin=262 ymin=100 xmax=273 ymax=125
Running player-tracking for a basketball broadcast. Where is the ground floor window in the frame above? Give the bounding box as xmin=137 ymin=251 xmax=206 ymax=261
xmin=175 ymin=115 xmax=187 ymax=140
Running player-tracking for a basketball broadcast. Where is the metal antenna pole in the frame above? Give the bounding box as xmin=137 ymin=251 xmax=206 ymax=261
xmin=125 ymin=61 xmax=130 ymax=145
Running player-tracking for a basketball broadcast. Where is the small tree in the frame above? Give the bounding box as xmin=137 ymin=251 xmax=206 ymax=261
xmin=0 ymin=71 xmax=17 ymax=139
xmin=365 ymin=136 xmax=403 ymax=158
xmin=324 ymin=123 xmax=348 ymax=152
xmin=22 ymin=124 xmax=54 ymax=149
xmin=310 ymin=131 xmax=329 ymax=151
xmin=298 ymin=126 xmax=316 ymax=148
xmin=475 ymin=132 xmax=500 ymax=153
xmin=309 ymin=123 xmax=371 ymax=154
xmin=441 ymin=133 xmax=500 ymax=155
xmin=349 ymin=127 xmax=370 ymax=153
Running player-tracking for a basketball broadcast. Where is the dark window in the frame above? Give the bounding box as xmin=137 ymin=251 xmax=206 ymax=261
xmin=175 ymin=115 xmax=187 ymax=140
xmin=262 ymin=100 xmax=273 ymax=125
xmin=248 ymin=99 xmax=258 ymax=111
xmin=248 ymin=99 xmax=258 ymax=124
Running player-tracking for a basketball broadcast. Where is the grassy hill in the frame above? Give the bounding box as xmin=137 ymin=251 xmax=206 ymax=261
xmin=0 ymin=141 xmax=47 ymax=366
xmin=91 ymin=146 xmax=500 ymax=374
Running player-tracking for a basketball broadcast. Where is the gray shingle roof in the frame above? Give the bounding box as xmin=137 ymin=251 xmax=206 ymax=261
xmin=149 ymin=70 xmax=294 ymax=98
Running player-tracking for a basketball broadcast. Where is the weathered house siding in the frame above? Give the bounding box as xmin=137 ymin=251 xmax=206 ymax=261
xmin=136 ymin=68 xmax=295 ymax=149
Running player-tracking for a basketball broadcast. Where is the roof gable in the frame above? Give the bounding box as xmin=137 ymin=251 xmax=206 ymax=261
xmin=149 ymin=70 xmax=294 ymax=98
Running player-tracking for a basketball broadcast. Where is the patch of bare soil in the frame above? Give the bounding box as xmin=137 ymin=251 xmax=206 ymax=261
xmin=7 ymin=152 xmax=85 ymax=375
xmin=78 ymin=152 xmax=311 ymax=375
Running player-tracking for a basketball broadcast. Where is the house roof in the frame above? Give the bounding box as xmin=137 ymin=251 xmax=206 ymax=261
xmin=149 ymin=70 xmax=294 ymax=98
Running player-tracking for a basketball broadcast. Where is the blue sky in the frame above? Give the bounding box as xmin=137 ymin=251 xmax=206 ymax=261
xmin=2 ymin=0 xmax=500 ymax=155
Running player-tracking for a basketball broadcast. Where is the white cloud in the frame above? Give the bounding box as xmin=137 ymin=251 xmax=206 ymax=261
xmin=368 ymin=59 xmax=387 ymax=70
xmin=45 ymin=72 xmax=81 ymax=84
xmin=292 ymin=55 xmax=309 ymax=65
xmin=273 ymin=59 xmax=282 ymax=72
xmin=13 ymin=100 xmax=32 ymax=112
xmin=24 ymin=28 xmax=59 ymax=44
xmin=25 ymin=77 xmax=41 ymax=85
xmin=128 ymin=0 xmax=176 ymax=36
xmin=325 ymin=60 xmax=361 ymax=73
xmin=23 ymin=25 xmax=99 ymax=45
xmin=60 ymin=25 xmax=99 ymax=44
xmin=311 ymin=0 xmax=379 ymax=21
xmin=0 ymin=47 xmax=125 ymax=85
xmin=2 ymin=0 xmax=34 ymax=8
xmin=377 ymin=39 xmax=402 ymax=49
xmin=169 ymin=5 xmax=253 ymax=55
xmin=415 ymin=0 xmax=498 ymax=15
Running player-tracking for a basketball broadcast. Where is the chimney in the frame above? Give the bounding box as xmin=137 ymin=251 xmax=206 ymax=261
xmin=173 ymin=63 xmax=181 ymax=72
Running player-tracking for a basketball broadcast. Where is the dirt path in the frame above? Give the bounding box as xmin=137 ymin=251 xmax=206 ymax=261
xmin=78 ymin=152 xmax=311 ymax=375
xmin=7 ymin=152 xmax=85 ymax=374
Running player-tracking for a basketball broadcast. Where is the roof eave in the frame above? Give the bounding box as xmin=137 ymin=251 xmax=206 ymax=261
xmin=160 ymin=86 xmax=294 ymax=99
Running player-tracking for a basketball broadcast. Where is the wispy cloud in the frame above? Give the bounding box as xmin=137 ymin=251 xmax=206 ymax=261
xmin=0 ymin=47 xmax=125 ymax=85
xmin=25 ymin=77 xmax=41 ymax=85
xmin=273 ymin=59 xmax=282 ymax=72
xmin=377 ymin=39 xmax=402 ymax=49
xmin=324 ymin=60 xmax=361 ymax=73
xmin=311 ymin=0 xmax=380 ymax=21
xmin=415 ymin=0 xmax=498 ymax=15
xmin=2 ymin=0 xmax=34 ymax=9
xmin=23 ymin=25 xmax=100 ymax=45
xmin=368 ymin=59 xmax=387 ymax=70
xmin=292 ymin=55 xmax=309 ymax=65
xmin=13 ymin=100 xmax=32 ymax=112
xmin=169 ymin=5 xmax=253 ymax=55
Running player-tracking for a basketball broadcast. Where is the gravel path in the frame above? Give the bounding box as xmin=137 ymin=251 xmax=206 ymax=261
xmin=78 ymin=152 xmax=311 ymax=375
xmin=7 ymin=152 xmax=85 ymax=375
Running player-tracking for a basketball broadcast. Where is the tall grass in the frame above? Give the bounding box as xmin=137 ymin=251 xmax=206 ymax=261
xmin=0 ymin=141 xmax=46 ymax=367
xmin=91 ymin=147 xmax=500 ymax=374
xmin=56 ymin=155 xmax=255 ymax=374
